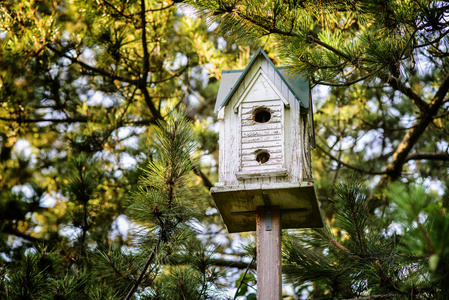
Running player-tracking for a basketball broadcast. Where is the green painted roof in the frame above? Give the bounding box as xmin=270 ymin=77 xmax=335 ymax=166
xmin=214 ymin=48 xmax=310 ymax=113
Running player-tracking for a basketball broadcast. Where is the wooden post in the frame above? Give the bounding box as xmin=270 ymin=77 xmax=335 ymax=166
xmin=256 ymin=205 xmax=282 ymax=300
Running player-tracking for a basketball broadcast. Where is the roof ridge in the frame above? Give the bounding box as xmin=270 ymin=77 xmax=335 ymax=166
xmin=214 ymin=48 xmax=310 ymax=112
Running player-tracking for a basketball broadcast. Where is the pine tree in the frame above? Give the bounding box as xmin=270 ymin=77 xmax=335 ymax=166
xmin=0 ymin=109 xmax=227 ymax=299
xmin=282 ymin=180 xmax=449 ymax=299
xmin=109 ymin=109 xmax=222 ymax=299
xmin=3 ymin=0 xmax=448 ymax=297
xmin=0 ymin=0 xmax=251 ymax=297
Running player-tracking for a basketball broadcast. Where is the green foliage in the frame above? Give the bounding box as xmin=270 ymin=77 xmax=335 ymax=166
xmin=188 ymin=0 xmax=449 ymax=210
xmin=0 ymin=108 xmax=226 ymax=299
xmin=1 ymin=244 xmax=94 ymax=300
xmin=0 ymin=0 xmax=249 ymax=297
xmin=333 ymin=180 xmax=369 ymax=254
xmin=7 ymin=252 xmax=52 ymax=299
xmin=2 ymin=0 xmax=449 ymax=298
xmin=148 ymin=238 xmax=224 ymax=299
xmin=130 ymin=112 xmax=198 ymax=223
xmin=90 ymin=110 xmax=222 ymax=299
xmin=283 ymin=180 xmax=449 ymax=299
xmin=388 ymin=183 xmax=449 ymax=291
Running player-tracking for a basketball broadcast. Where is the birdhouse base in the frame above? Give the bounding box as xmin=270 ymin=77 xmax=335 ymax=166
xmin=211 ymin=182 xmax=323 ymax=233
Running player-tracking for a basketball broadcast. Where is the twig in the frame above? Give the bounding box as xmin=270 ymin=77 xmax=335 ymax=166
xmin=316 ymin=144 xmax=386 ymax=175
xmin=316 ymin=228 xmax=358 ymax=258
xmin=234 ymin=257 xmax=256 ymax=299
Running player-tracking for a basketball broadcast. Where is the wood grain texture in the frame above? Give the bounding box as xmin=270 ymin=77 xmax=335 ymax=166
xmin=256 ymin=206 xmax=282 ymax=300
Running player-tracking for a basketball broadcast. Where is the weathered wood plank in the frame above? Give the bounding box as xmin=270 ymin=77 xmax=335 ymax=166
xmin=241 ymin=140 xmax=282 ymax=149
xmin=288 ymin=89 xmax=297 ymax=104
xmin=242 ymin=129 xmax=282 ymax=138
xmin=241 ymin=164 xmax=284 ymax=172
xmin=266 ymin=63 xmax=275 ymax=82
xmin=241 ymin=159 xmax=284 ymax=167
xmin=282 ymin=88 xmax=302 ymax=182
xmin=243 ymin=94 xmax=279 ymax=102
xmin=241 ymin=100 xmax=281 ymax=109
xmin=221 ymin=93 xmax=241 ymax=185
xmin=260 ymin=59 xmax=268 ymax=72
xmin=241 ymin=122 xmax=281 ymax=131
xmin=274 ymin=71 xmax=283 ymax=93
xmin=240 ymin=72 xmax=280 ymax=103
xmin=241 ymin=105 xmax=282 ymax=115
xmin=241 ymin=117 xmax=282 ymax=126
xmin=242 ymin=135 xmax=281 ymax=144
xmin=241 ymin=147 xmax=282 ymax=155
xmin=236 ymin=168 xmax=288 ymax=179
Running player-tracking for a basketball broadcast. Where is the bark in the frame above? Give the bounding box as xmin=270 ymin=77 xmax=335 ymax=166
xmin=406 ymin=152 xmax=449 ymax=162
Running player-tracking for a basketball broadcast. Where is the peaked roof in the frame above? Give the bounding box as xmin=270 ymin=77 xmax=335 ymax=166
xmin=214 ymin=48 xmax=311 ymax=113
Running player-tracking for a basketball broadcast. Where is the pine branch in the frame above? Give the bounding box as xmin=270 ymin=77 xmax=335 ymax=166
xmin=100 ymin=0 xmax=133 ymax=19
xmin=160 ymin=256 xmax=255 ymax=270
xmin=140 ymin=0 xmax=149 ymax=81
xmin=209 ymin=258 xmax=256 ymax=270
xmin=192 ymin=164 xmax=213 ymax=189
xmin=148 ymin=63 xmax=191 ymax=85
xmin=0 ymin=116 xmax=161 ymax=127
xmin=416 ymin=29 xmax=449 ymax=48
xmin=223 ymin=7 xmax=355 ymax=63
xmin=306 ymin=34 xmax=352 ymax=62
xmin=0 ymin=117 xmax=88 ymax=123
xmin=349 ymin=198 xmax=365 ymax=254
xmin=316 ymin=228 xmax=358 ymax=258
xmin=384 ymin=76 xmax=429 ymax=113
xmin=314 ymin=69 xmax=380 ymax=87
xmin=101 ymin=0 xmax=177 ymax=18
xmin=406 ymin=152 xmax=449 ymax=162
xmin=417 ymin=220 xmax=435 ymax=254
xmin=124 ymin=239 xmax=160 ymax=300
xmin=369 ymin=72 xmax=449 ymax=207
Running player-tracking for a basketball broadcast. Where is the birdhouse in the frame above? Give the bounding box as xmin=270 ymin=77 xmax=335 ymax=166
xmin=211 ymin=48 xmax=323 ymax=233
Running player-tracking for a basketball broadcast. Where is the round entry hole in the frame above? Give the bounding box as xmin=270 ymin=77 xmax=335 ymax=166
xmin=255 ymin=150 xmax=270 ymax=164
xmin=254 ymin=108 xmax=271 ymax=123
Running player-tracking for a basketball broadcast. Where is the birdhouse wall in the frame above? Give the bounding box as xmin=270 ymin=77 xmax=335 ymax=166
xmin=239 ymin=97 xmax=284 ymax=173
xmin=237 ymin=71 xmax=285 ymax=175
xmin=216 ymin=56 xmax=313 ymax=188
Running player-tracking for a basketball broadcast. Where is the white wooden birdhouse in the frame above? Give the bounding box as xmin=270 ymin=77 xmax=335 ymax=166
xmin=211 ymin=48 xmax=323 ymax=233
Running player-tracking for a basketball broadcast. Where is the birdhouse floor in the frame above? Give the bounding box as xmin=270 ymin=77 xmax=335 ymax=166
xmin=211 ymin=183 xmax=323 ymax=233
